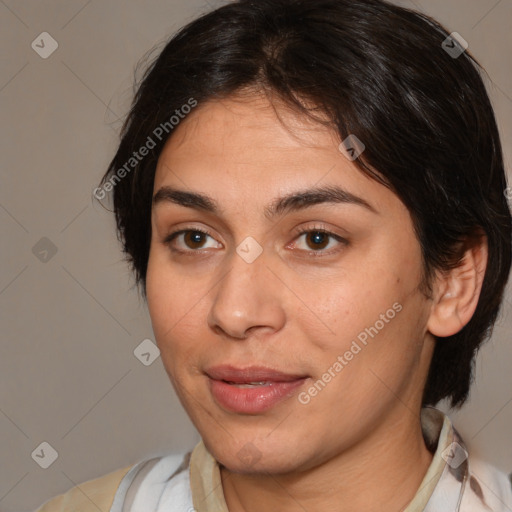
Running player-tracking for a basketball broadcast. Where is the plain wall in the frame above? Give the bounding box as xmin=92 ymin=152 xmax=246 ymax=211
xmin=1 ymin=1 xmax=511 ymax=511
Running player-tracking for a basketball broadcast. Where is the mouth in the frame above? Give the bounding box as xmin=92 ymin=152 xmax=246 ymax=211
xmin=205 ymin=365 xmax=309 ymax=414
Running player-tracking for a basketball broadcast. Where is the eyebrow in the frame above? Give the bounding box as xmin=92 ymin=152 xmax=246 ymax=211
xmin=152 ymin=184 xmax=377 ymax=220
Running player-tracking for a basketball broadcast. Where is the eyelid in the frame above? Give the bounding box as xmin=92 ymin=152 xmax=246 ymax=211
xmin=290 ymin=222 xmax=346 ymax=239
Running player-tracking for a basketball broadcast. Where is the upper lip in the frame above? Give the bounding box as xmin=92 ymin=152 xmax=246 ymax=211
xmin=205 ymin=365 xmax=307 ymax=383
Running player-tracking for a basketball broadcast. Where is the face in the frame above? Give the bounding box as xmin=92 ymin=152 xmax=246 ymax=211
xmin=146 ymin=92 xmax=435 ymax=474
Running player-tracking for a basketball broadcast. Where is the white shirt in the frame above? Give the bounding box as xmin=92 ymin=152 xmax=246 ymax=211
xmin=106 ymin=407 xmax=512 ymax=512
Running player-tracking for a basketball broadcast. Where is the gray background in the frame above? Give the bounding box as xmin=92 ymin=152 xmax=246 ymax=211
xmin=1 ymin=1 xmax=511 ymax=511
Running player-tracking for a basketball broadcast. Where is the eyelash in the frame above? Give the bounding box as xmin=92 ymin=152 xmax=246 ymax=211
xmin=162 ymin=225 xmax=348 ymax=257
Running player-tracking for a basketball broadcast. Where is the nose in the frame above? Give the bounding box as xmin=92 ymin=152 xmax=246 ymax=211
xmin=207 ymin=248 xmax=286 ymax=340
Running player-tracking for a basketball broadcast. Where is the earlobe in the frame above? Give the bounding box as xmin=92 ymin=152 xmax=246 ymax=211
xmin=427 ymin=234 xmax=488 ymax=338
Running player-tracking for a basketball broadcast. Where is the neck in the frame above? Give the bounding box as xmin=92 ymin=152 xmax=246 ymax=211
xmin=220 ymin=407 xmax=434 ymax=512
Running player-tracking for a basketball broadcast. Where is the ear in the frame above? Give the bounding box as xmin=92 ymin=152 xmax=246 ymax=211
xmin=427 ymin=233 xmax=488 ymax=337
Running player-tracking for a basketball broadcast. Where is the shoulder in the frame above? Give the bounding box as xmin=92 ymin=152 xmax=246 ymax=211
xmin=35 ymin=452 xmax=192 ymax=512
xmin=35 ymin=464 xmax=134 ymax=512
xmin=462 ymin=455 xmax=512 ymax=511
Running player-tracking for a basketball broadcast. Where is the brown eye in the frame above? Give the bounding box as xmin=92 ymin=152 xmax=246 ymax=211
xmin=304 ymin=231 xmax=330 ymax=250
xmin=163 ymin=228 xmax=221 ymax=253
xmin=183 ymin=231 xmax=208 ymax=249
xmin=291 ymin=228 xmax=347 ymax=254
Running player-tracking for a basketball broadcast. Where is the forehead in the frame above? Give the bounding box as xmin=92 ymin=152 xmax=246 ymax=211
xmin=152 ymin=93 xmax=402 ymax=219
xmin=156 ymin=92 xmax=340 ymax=171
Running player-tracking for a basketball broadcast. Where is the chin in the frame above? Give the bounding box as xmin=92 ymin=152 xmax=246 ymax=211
xmin=207 ymin=437 xmax=312 ymax=476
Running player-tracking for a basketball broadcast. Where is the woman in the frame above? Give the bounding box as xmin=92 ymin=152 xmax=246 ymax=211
xmin=37 ymin=0 xmax=512 ymax=510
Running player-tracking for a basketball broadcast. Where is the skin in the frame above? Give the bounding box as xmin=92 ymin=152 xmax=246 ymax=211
xmin=145 ymin=91 xmax=487 ymax=512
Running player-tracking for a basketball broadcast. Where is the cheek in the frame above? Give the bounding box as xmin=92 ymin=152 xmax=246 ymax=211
xmin=146 ymin=252 xmax=170 ymax=335
xmin=298 ymin=268 xmax=413 ymax=352
xmin=146 ymin=250 xmax=210 ymax=375
xmin=146 ymin=252 xmax=184 ymax=364
xmin=297 ymin=246 xmax=426 ymax=381
xmin=146 ymin=247 xmax=196 ymax=334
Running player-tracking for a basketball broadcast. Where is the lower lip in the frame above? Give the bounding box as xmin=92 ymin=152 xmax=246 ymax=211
xmin=208 ymin=378 xmax=306 ymax=414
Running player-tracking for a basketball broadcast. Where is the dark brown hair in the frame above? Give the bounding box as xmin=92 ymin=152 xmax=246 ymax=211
xmin=100 ymin=0 xmax=512 ymax=408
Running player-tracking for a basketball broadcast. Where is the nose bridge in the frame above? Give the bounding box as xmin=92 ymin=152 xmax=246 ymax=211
xmin=207 ymin=241 xmax=285 ymax=339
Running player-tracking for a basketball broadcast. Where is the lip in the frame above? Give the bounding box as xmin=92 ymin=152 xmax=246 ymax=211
xmin=206 ymin=365 xmax=308 ymax=414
